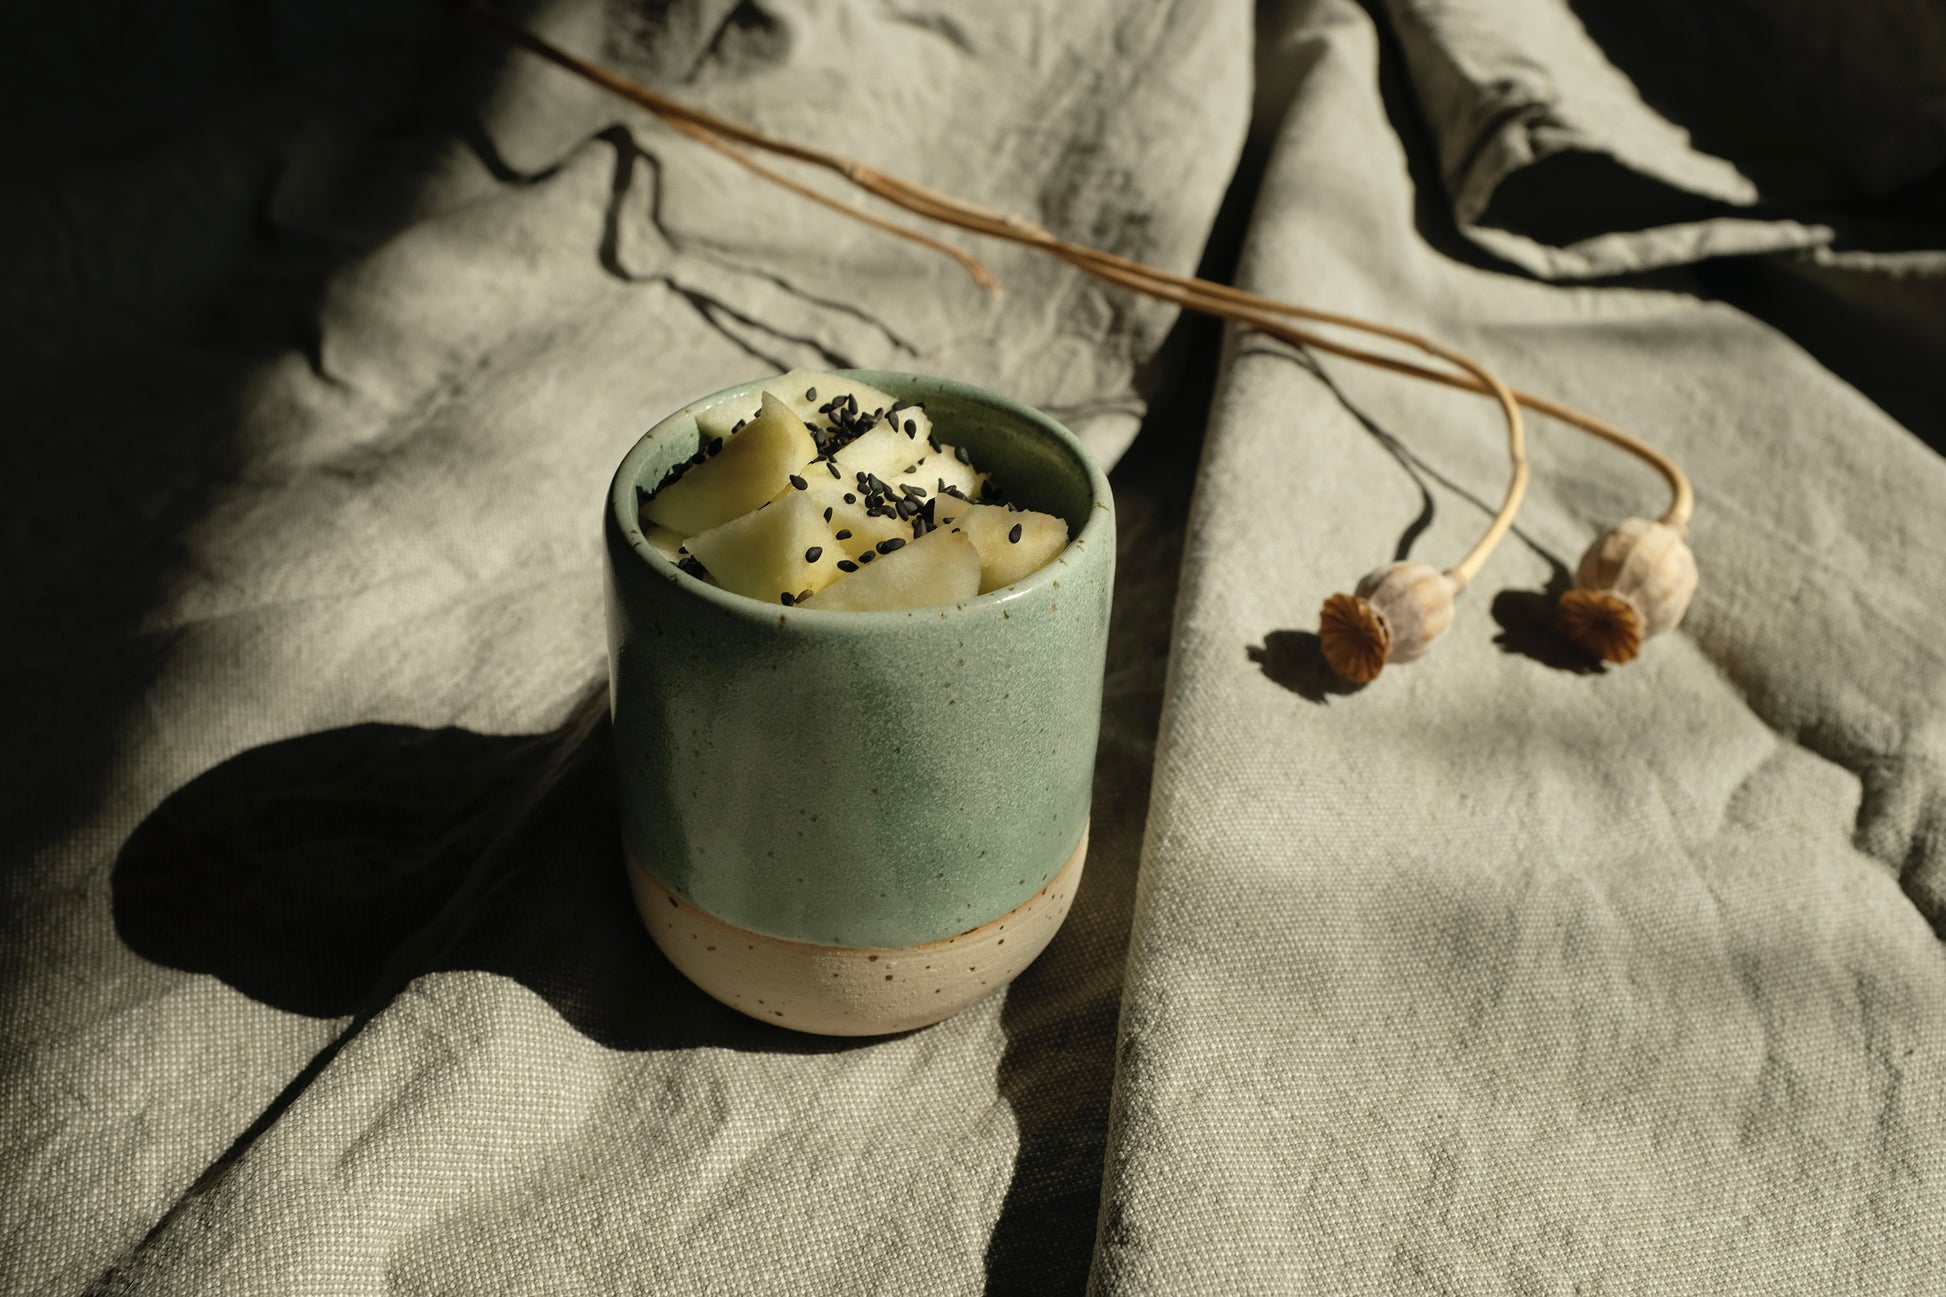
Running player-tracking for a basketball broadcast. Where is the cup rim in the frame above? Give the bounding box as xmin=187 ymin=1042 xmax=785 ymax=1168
xmin=607 ymin=369 xmax=1114 ymax=628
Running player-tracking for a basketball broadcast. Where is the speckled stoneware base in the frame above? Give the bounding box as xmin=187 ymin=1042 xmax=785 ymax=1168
xmin=628 ymin=824 xmax=1086 ymax=1036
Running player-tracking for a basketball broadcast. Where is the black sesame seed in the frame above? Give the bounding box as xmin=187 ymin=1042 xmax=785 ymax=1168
xmin=834 ymin=528 xmax=852 ymax=540
xmin=876 ymin=537 xmax=906 ymax=555
xmin=837 ymin=559 xmax=858 ymax=573
xmin=902 ymin=464 xmax=918 ymax=475
xmin=678 ymin=556 xmax=709 ymax=578
xmin=1009 ymin=522 xmax=1023 ymax=544
xmin=823 ymin=507 xmax=833 ymax=522
xmin=779 ymin=591 xmax=795 ymax=606
xmin=804 ymin=546 xmax=823 ymax=563
xmin=805 ymin=387 xmax=818 ymax=401
xmin=823 ymin=460 xmax=839 ymax=479
xmin=896 ymin=498 xmax=918 ymax=519
xmin=954 ymin=445 xmax=972 ymax=464
xmin=707 ymin=436 xmax=723 ymax=456
xmin=846 ymin=394 xmax=857 ymax=413
xmin=732 ymin=419 xmax=746 ymax=433
xmin=858 ymin=550 xmax=876 ymax=564
xmin=843 ymin=493 xmax=856 ymax=504
xmin=788 ymin=474 xmax=808 ymax=491
xmin=903 ymin=419 xmax=917 ymax=436
xmin=899 ymin=483 xmax=927 ymax=498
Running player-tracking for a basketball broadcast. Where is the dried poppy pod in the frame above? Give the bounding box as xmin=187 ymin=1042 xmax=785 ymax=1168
xmin=1557 ymin=517 xmax=1698 ymax=664
xmin=1319 ymin=562 xmax=1460 ymax=684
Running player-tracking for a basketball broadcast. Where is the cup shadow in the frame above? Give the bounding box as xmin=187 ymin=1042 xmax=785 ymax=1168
xmin=110 ymin=693 xmax=856 ymax=1057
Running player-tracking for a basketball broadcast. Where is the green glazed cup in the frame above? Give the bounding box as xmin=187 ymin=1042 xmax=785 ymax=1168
xmin=603 ymin=371 xmax=1114 ymax=1034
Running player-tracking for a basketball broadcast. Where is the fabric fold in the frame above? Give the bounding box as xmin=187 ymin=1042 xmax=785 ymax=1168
xmin=1379 ymin=0 xmax=1946 ymax=277
xmin=1089 ymin=0 xmax=1946 ymax=1291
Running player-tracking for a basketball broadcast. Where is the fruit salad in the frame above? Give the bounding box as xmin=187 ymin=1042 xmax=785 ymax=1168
xmin=636 ymin=371 xmax=1070 ymax=611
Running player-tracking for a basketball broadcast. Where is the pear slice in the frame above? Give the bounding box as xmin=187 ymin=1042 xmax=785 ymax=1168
xmin=681 ymin=490 xmax=846 ymax=604
xmin=913 ymin=445 xmax=988 ymax=502
xmin=771 ymin=370 xmax=897 ymax=425
xmin=695 ymin=398 xmax=755 ymax=444
xmin=807 ymin=528 xmax=980 ymax=612
xmin=881 ymin=401 xmax=932 ymax=447
xmin=782 ymin=475 xmax=909 ymax=558
xmin=642 ymin=524 xmax=687 ymax=563
xmin=696 ymin=371 xmax=898 ymax=441
xmin=645 ymin=392 xmax=816 ymax=536
xmin=830 ymin=423 xmax=928 ymax=482
xmin=927 ymin=489 xmax=975 ymax=527
xmin=948 ymin=504 xmax=1068 ymax=593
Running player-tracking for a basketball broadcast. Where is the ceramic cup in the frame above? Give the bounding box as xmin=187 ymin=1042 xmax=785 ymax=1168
xmin=603 ymin=371 xmax=1114 ymax=1035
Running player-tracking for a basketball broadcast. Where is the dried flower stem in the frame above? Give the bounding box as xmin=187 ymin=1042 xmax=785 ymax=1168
xmin=1221 ymin=330 xmax=1695 ymax=535
xmin=464 ymin=5 xmax=1708 ymax=579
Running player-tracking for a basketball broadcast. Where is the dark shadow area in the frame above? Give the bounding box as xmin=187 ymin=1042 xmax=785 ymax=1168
xmin=1248 ymin=631 xmax=1366 ymax=703
xmin=1695 ymin=251 xmax=1946 ymax=457
xmin=1488 ymin=560 xmax=1607 ymax=675
xmin=111 ymin=688 xmax=857 ymax=1056
xmin=981 ymin=15 xmax=1290 ymax=1283
xmin=0 ymin=0 xmax=556 ymax=887
xmin=1475 ymin=150 xmax=1739 ymax=250
xmin=1562 ymin=0 xmax=1946 ymax=208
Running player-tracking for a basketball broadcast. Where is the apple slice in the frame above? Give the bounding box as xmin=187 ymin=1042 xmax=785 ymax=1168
xmin=645 ymin=392 xmax=816 ymax=536
xmin=807 ymin=528 xmax=980 ymax=612
xmin=681 ymin=489 xmax=845 ymax=605
xmin=948 ymin=504 xmax=1069 ymax=593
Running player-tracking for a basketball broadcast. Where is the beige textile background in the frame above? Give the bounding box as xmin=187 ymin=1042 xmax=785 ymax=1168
xmin=3 ymin=0 xmax=1941 ymax=1293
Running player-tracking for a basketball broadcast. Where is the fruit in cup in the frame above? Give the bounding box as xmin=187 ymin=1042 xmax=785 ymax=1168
xmin=639 ymin=371 xmax=1068 ymax=610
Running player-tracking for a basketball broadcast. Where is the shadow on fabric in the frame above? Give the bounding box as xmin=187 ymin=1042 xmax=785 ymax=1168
xmin=111 ymin=690 xmax=856 ymax=1057
xmin=1489 ymin=559 xmax=1607 ymax=675
xmin=1249 ymin=631 xmax=1367 ymax=703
